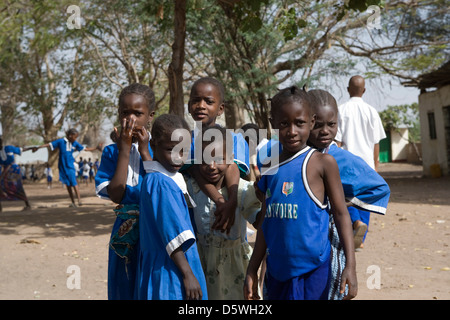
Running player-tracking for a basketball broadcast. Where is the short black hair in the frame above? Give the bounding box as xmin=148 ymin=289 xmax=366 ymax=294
xmin=151 ymin=114 xmax=190 ymax=143
xmin=307 ymin=89 xmax=338 ymax=114
xmin=269 ymin=85 xmax=312 ymax=118
xmin=66 ymin=128 xmax=79 ymax=136
xmin=118 ymin=83 xmax=156 ymax=112
xmin=190 ymin=77 xmax=225 ymax=104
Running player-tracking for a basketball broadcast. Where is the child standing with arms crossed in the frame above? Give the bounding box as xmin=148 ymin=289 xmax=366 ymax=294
xmin=95 ymin=83 xmax=155 ymax=300
xmin=186 ymin=125 xmax=262 ymax=299
xmin=137 ymin=114 xmax=207 ymax=300
xmin=307 ymin=89 xmax=390 ymax=299
xmin=244 ymin=86 xmax=357 ymax=300
xmin=32 ymin=129 xmax=100 ymax=207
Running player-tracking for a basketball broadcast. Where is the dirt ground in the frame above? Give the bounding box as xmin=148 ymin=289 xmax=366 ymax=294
xmin=0 ymin=162 xmax=448 ymax=300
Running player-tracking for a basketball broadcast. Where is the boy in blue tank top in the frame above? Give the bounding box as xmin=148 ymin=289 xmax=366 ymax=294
xmin=244 ymin=86 xmax=357 ymax=300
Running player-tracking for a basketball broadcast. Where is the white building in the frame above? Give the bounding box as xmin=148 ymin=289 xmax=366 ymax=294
xmin=405 ymin=61 xmax=450 ymax=177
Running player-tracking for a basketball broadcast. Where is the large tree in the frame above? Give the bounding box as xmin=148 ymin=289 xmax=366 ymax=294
xmin=1 ymin=0 xmax=448 ymax=146
xmin=186 ymin=0 xmax=449 ymax=129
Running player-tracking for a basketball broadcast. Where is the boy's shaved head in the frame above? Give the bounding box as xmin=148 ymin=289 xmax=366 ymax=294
xmin=347 ymin=75 xmax=366 ymax=97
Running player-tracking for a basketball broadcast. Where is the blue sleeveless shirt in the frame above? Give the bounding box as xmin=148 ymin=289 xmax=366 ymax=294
xmin=257 ymin=146 xmax=331 ymax=282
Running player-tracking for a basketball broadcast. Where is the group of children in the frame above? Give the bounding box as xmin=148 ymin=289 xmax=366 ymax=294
xmin=75 ymin=157 xmax=98 ymax=186
xmin=85 ymin=77 xmax=390 ymax=300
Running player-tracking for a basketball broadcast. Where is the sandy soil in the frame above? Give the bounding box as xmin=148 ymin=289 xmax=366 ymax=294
xmin=0 ymin=162 xmax=448 ymax=300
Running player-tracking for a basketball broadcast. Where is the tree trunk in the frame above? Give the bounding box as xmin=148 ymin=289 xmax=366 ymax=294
xmin=225 ymin=102 xmax=246 ymax=130
xmin=168 ymin=0 xmax=187 ymax=116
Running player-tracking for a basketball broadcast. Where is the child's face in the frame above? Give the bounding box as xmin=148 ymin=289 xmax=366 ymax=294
xmin=270 ymin=101 xmax=314 ymax=157
xmin=198 ymin=140 xmax=231 ymax=185
xmin=119 ymin=94 xmax=155 ymax=141
xmin=151 ymin=130 xmax=190 ymax=173
xmin=67 ymin=133 xmax=78 ymax=143
xmin=308 ymin=105 xmax=338 ymax=150
xmin=188 ymin=83 xmax=224 ymax=127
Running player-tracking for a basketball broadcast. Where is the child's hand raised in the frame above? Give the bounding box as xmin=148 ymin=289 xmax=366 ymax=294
xmin=116 ymin=118 xmax=136 ymax=151
xmin=133 ymin=126 xmax=152 ymax=161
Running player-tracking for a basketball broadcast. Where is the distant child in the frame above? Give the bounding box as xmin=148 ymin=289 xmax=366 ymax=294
xmin=82 ymin=160 xmax=90 ymax=186
xmin=244 ymin=86 xmax=357 ymax=300
xmin=137 ymin=114 xmax=207 ymax=300
xmin=32 ymin=129 xmax=100 ymax=207
xmin=186 ymin=125 xmax=262 ymax=299
xmin=307 ymin=89 xmax=390 ymax=299
xmin=95 ymin=83 xmax=155 ymax=300
xmin=186 ymin=77 xmax=250 ymax=234
xmin=77 ymin=157 xmax=84 ymax=183
xmin=44 ymin=163 xmax=53 ymax=189
xmin=88 ymin=158 xmax=94 ymax=183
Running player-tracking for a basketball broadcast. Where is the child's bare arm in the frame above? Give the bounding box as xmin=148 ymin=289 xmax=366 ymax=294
xmin=322 ymin=154 xmax=358 ymax=299
xmin=189 ymin=163 xmax=239 ymax=234
xmin=107 ymin=120 xmax=134 ymax=203
xmin=31 ymin=143 xmax=50 ymax=152
xmin=244 ymin=201 xmax=266 ymax=300
xmin=170 ymin=247 xmax=203 ymax=300
xmin=133 ymin=126 xmax=152 ymax=161
xmin=84 ymin=144 xmax=103 ymax=152
xmin=211 ymin=163 xmax=239 ymax=233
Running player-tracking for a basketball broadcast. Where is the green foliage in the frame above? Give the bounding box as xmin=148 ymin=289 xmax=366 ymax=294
xmin=379 ymin=103 xmax=421 ymax=142
xmin=0 ymin=0 xmax=448 ymax=139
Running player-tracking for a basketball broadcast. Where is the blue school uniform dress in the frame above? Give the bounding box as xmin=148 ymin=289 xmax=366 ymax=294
xmin=0 ymin=145 xmax=22 ymax=166
xmin=323 ymin=142 xmax=390 ymax=299
xmin=50 ymin=138 xmax=84 ymax=187
xmin=184 ymin=127 xmax=250 ymax=178
xmin=0 ymin=146 xmax=27 ymax=202
xmin=0 ymin=145 xmax=21 ymax=182
xmin=95 ymin=141 xmax=153 ymax=300
xmin=137 ymin=161 xmax=207 ymax=300
xmin=258 ymin=146 xmax=331 ymax=300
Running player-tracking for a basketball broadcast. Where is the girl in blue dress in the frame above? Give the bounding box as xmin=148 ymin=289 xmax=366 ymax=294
xmin=32 ymin=129 xmax=99 ymax=207
xmin=137 ymin=114 xmax=207 ymax=300
xmin=307 ymin=89 xmax=390 ymax=299
xmin=0 ymin=137 xmax=31 ymax=211
xmin=95 ymin=83 xmax=155 ymax=300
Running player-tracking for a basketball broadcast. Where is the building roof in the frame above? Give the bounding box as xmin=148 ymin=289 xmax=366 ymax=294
xmin=403 ymin=60 xmax=450 ymax=90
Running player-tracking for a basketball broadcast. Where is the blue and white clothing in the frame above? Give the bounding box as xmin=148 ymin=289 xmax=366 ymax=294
xmin=95 ymin=141 xmax=153 ymax=300
xmin=325 ymin=142 xmax=390 ymax=214
xmin=137 ymin=161 xmax=207 ymax=300
xmin=256 ymin=138 xmax=282 ymax=174
xmin=257 ymin=140 xmax=390 ymax=213
xmin=95 ymin=142 xmax=152 ymax=203
xmin=0 ymin=145 xmax=22 ymax=166
xmin=322 ymin=142 xmax=390 ymax=300
xmin=50 ymin=138 xmax=84 ymax=186
xmin=258 ymin=146 xmax=331 ymax=283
